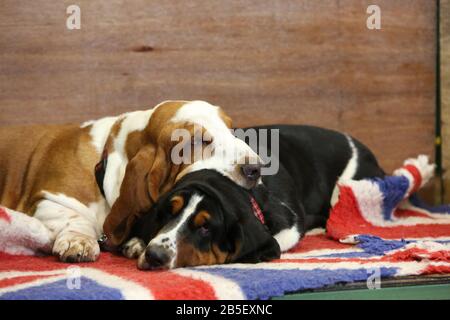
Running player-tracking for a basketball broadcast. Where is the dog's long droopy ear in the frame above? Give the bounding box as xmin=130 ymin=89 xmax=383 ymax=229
xmin=148 ymin=146 xmax=170 ymax=201
xmin=228 ymin=214 xmax=281 ymax=264
xmin=103 ymin=144 xmax=171 ymax=246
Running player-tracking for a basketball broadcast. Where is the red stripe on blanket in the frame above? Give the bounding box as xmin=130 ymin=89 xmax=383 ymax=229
xmin=0 ymin=275 xmax=55 ymax=289
xmin=288 ymin=234 xmax=353 ymax=253
xmin=403 ymin=164 xmax=422 ymax=193
xmin=388 ymin=248 xmax=450 ymax=262
xmin=422 ymin=265 xmax=450 ymax=274
xmin=0 ymin=208 xmax=11 ymax=223
xmin=139 ymin=271 xmax=216 ymax=300
xmin=326 ymin=186 xmax=450 ymax=240
xmin=0 ymin=253 xmax=65 ymax=272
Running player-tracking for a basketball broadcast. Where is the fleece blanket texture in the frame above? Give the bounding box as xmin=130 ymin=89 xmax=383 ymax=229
xmin=0 ymin=156 xmax=449 ymax=300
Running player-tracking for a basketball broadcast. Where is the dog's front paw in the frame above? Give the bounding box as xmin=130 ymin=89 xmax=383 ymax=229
xmin=122 ymin=237 xmax=146 ymax=259
xmin=53 ymin=233 xmax=100 ymax=263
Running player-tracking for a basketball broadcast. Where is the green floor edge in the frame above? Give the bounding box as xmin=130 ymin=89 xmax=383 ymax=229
xmin=273 ymin=283 xmax=450 ymax=300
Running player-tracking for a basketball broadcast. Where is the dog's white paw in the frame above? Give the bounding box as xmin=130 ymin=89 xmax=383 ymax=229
xmin=52 ymin=233 xmax=100 ymax=263
xmin=122 ymin=237 xmax=146 ymax=259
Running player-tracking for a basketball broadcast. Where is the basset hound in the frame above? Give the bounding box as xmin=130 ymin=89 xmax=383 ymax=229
xmin=0 ymin=100 xmax=262 ymax=262
xmin=123 ymin=125 xmax=386 ymax=269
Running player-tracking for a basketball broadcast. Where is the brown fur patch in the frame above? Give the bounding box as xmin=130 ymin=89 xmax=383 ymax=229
xmin=0 ymin=124 xmax=101 ymax=213
xmin=170 ymin=195 xmax=184 ymax=215
xmin=175 ymin=241 xmax=229 ymax=267
xmin=193 ymin=210 xmax=210 ymax=227
xmin=125 ymin=130 xmax=144 ymax=160
xmin=104 ymin=117 xmax=124 ymax=152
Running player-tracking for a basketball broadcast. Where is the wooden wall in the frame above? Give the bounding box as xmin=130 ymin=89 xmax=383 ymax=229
xmin=442 ymin=0 xmax=450 ymax=203
xmin=0 ymin=0 xmax=437 ymax=173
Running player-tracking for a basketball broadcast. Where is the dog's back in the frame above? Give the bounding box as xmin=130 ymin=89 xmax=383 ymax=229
xmin=248 ymin=124 xmax=385 ymax=230
xmin=0 ymin=124 xmax=96 ymax=212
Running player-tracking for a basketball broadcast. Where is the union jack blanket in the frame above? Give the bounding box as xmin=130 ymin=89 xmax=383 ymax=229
xmin=0 ymin=155 xmax=449 ymax=300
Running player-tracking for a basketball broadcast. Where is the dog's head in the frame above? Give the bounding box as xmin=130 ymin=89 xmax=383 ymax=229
xmin=102 ymin=101 xmax=263 ymax=246
xmin=131 ymin=169 xmax=280 ymax=270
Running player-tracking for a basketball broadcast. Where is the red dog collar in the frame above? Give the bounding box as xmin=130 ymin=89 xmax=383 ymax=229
xmin=250 ymin=196 xmax=265 ymax=224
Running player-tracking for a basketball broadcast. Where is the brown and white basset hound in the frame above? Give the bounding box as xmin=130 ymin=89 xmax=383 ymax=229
xmin=0 ymin=100 xmax=262 ymax=262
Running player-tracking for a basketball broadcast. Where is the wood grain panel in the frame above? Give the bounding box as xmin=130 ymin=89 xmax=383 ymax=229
xmin=0 ymin=0 xmax=436 ymax=173
xmin=441 ymin=0 xmax=450 ymax=203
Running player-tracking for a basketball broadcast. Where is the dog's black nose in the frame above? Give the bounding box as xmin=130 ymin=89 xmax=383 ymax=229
xmin=241 ymin=164 xmax=261 ymax=181
xmin=145 ymin=245 xmax=170 ymax=269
